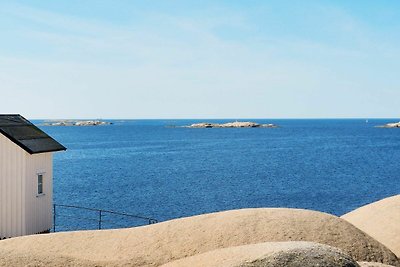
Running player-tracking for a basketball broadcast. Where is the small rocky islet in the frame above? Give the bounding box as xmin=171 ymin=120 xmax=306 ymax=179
xmin=185 ymin=121 xmax=278 ymax=128
xmin=376 ymin=122 xmax=400 ymax=128
xmin=42 ymin=120 xmax=112 ymax=126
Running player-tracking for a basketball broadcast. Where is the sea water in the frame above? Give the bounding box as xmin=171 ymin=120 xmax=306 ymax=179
xmin=37 ymin=119 xmax=400 ymax=231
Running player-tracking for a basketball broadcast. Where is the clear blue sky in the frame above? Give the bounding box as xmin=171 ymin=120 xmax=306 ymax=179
xmin=0 ymin=0 xmax=399 ymax=119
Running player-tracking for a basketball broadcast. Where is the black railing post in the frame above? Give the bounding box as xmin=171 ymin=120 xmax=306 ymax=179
xmin=99 ymin=210 xmax=102 ymax=229
xmin=53 ymin=204 xmax=56 ymax=232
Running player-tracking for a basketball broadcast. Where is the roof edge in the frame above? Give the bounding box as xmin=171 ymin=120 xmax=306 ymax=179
xmin=0 ymin=128 xmax=35 ymax=154
xmin=0 ymin=129 xmax=67 ymax=154
xmin=0 ymin=114 xmax=67 ymax=154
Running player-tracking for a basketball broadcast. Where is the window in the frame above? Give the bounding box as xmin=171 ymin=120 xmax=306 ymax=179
xmin=37 ymin=174 xmax=43 ymax=195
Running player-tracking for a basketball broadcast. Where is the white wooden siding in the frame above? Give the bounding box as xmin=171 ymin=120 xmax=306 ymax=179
xmin=25 ymin=152 xmax=53 ymax=235
xmin=0 ymin=133 xmax=26 ymax=239
xmin=0 ymin=133 xmax=53 ymax=239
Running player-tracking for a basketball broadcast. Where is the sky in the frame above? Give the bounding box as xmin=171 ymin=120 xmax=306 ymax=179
xmin=0 ymin=0 xmax=399 ymax=119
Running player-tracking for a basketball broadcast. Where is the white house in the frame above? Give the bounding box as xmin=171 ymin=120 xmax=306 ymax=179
xmin=0 ymin=114 xmax=66 ymax=239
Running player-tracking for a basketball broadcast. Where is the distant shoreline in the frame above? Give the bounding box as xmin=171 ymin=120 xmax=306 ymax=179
xmin=39 ymin=120 xmax=113 ymax=126
xmin=182 ymin=121 xmax=278 ymax=128
xmin=32 ymin=118 xmax=400 ymax=121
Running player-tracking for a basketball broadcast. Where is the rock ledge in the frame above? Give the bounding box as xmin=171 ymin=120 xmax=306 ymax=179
xmin=186 ymin=121 xmax=278 ymax=128
xmin=42 ymin=120 xmax=112 ymax=126
xmin=376 ymin=122 xmax=400 ymax=128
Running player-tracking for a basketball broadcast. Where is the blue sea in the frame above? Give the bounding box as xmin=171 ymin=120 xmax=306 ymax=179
xmin=36 ymin=119 xmax=400 ymax=231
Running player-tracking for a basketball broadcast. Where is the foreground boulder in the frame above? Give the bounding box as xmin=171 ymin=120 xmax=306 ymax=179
xmin=359 ymin=263 xmax=397 ymax=267
xmin=342 ymin=195 xmax=400 ymax=258
xmin=0 ymin=208 xmax=399 ymax=266
xmin=163 ymin=241 xmax=360 ymax=267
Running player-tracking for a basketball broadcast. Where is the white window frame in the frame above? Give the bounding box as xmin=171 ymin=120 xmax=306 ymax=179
xmin=36 ymin=172 xmax=46 ymax=197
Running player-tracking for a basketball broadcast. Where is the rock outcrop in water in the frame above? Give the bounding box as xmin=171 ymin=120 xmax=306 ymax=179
xmin=186 ymin=121 xmax=278 ymax=128
xmin=376 ymin=122 xmax=400 ymax=128
xmin=42 ymin=120 xmax=112 ymax=126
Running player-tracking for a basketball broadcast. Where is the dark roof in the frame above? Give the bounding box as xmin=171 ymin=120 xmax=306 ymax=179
xmin=0 ymin=114 xmax=66 ymax=154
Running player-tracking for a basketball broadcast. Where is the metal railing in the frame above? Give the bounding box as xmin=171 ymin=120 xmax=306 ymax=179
xmin=53 ymin=204 xmax=158 ymax=232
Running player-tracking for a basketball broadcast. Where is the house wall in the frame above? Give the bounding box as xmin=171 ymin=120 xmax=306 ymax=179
xmin=24 ymin=152 xmax=53 ymax=235
xmin=0 ymin=133 xmax=27 ymax=239
xmin=0 ymin=133 xmax=53 ymax=239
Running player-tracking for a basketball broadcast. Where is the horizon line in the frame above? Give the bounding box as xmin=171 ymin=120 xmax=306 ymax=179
xmin=30 ymin=117 xmax=400 ymax=120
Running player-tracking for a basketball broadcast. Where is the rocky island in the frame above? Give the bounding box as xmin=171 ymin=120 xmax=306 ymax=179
xmin=185 ymin=121 xmax=278 ymax=128
xmin=376 ymin=122 xmax=400 ymax=128
xmin=41 ymin=120 xmax=113 ymax=126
